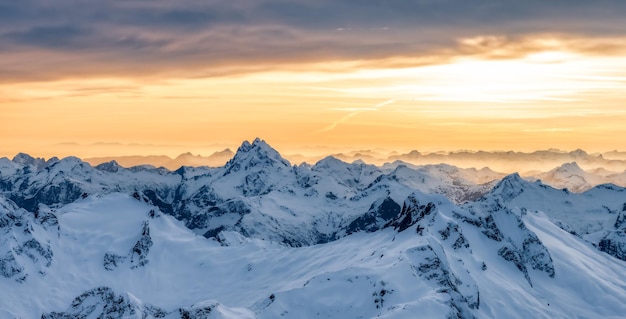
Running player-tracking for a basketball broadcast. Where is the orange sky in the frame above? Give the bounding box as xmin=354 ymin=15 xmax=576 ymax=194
xmin=2 ymin=2 xmax=626 ymax=159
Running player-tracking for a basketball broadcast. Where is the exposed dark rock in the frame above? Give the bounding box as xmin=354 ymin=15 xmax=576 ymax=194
xmin=598 ymin=230 xmax=626 ymax=261
xmin=386 ymin=193 xmax=436 ymax=232
xmin=498 ymin=245 xmax=532 ymax=286
xmin=481 ymin=215 xmax=503 ymax=241
xmin=345 ymin=197 xmax=401 ymax=234
xmin=35 ymin=209 xmax=60 ymax=233
xmin=406 ymin=245 xmax=479 ymax=318
xmin=94 ymin=160 xmax=121 ymax=173
xmin=103 ymin=252 xmax=126 ymax=271
xmin=615 ymin=209 xmax=626 ymax=229
xmin=0 ymin=251 xmax=23 ymax=279
xmin=179 ymin=303 xmax=215 ymax=319
xmin=15 ymin=239 xmax=53 ymax=267
xmin=41 ymin=286 xmax=168 ymax=319
xmin=130 ymin=221 xmax=153 ymax=268
xmin=522 ymin=234 xmax=555 ymax=278
xmin=439 ymin=222 xmax=470 ymax=250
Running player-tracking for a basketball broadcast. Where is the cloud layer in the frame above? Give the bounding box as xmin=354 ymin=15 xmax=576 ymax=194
xmin=2 ymin=0 xmax=626 ymax=82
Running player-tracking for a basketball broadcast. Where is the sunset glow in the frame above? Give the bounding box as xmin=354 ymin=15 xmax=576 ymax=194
xmin=2 ymin=1 xmax=626 ymax=159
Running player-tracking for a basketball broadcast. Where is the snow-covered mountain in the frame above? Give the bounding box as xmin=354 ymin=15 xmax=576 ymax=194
xmin=465 ymin=173 xmax=626 ymax=261
xmin=1 ymin=139 xmax=626 ymax=318
xmin=534 ymin=162 xmax=606 ymax=192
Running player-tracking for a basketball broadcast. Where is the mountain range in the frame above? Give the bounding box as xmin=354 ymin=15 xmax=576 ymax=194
xmin=1 ymin=138 xmax=625 ymax=318
xmin=85 ymin=148 xmax=235 ymax=170
xmin=83 ymin=147 xmax=626 ymax=192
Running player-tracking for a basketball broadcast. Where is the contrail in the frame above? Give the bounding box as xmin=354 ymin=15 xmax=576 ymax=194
xmin=314 ymin=98 xmax=396 ymax=134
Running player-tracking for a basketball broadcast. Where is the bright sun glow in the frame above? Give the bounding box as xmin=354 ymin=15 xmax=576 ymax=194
xmin=2 ymin=37 xmax=626 ymax=157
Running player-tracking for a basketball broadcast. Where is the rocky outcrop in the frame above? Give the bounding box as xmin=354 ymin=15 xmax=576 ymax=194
xmin=462 ymin=201 xmax=555 ymax=286
xmin=406 ymin=245 xmax=479 ymax=318
xmin=42 ymin=287 xmax=256 ymax=319
xmin=345 ymin=196 xmax=401 ymax=234
xmin=103 ymin=220 xmax=153 ymax=270
xmin=598 ymin=230 xmax=626 ymax=261
xmin=386 ymin=193 xmax=437 ymax=232
xmin=0 ymin=197 xmax=54 ymax=281
xmin=41 ymin=286 xmax=168 ymax=319
xmin=130 ymin=221 xmax=153 ymax=268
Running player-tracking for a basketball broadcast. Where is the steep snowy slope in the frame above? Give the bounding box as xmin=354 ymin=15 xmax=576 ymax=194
xmin=466 ymin=173 xmax=626 ymax=261
xmin=2 ymin=192 xmax=626 ymax=318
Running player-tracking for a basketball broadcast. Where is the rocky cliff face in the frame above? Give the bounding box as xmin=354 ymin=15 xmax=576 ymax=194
xmin=0 ymin=197 xmax=55 ymax=282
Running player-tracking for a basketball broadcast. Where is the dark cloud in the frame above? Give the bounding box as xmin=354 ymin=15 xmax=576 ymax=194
xmin=1 ymin=0 xmax=625 ymax=82
xmin=4 ymin=25 xmax=90 ymax=48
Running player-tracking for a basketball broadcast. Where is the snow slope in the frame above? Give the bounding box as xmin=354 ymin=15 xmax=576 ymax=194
xmin=465 ymin=173 xmax=626 ymax=262
xmin=0 ymin=191 xmax=625 ymax=318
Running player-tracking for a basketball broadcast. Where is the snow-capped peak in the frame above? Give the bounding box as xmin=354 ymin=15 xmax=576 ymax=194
xmin=537 ymin=162 xmax=602 ymax=192
xmin=47 ymin=156 xmax=91 ymax=171
xmin=12 ymin=153 xmax=46 ymax=169
xmin=487 ymin=173 xmax=532 ymax=200
xmin=223 ymin=138 xmax=290 ymax=174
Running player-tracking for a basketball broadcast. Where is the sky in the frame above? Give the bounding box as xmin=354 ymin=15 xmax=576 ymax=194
xmin=2 ymin=0 xmax=626 ymax=158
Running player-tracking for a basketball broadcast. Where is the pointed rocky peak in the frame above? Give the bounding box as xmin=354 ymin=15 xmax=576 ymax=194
xmin=237 ymin=140 xmax=253 ymax=153
xmin=12 ymin=153 xmax=46 ymax=169
xmin=386 ymin=192 xmax=437 ymax=232
xmin=488 ymin=173 xmax=532 ymax=201
xmin=224 ymin=138 xmax=290 ymax=174
xmin=174 ymin=165 xmax=189 ymax=176
xmin=95 ymin=160 xmax=122 ymax=173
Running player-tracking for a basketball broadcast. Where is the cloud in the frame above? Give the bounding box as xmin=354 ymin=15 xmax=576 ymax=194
xmin=1 ymin=0 xmax=626 ymax=82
